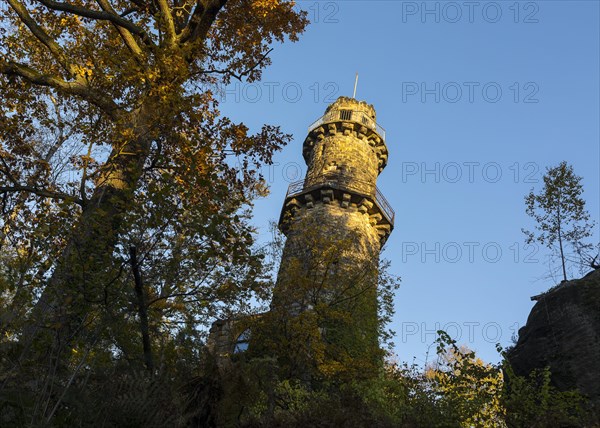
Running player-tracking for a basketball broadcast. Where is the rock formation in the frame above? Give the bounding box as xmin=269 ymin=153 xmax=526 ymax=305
xmin=508 ymin=269 xmax=600 ymax=406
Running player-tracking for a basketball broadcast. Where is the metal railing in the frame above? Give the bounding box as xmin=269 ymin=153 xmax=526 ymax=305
xmin=374 ymin=187 xmax=395 ymax=225
xmin=284 ymin=173 xmax=395 ymax=224
xmin=286 ymin=179 xmax=305 ymax=197
xmin=308 ymin=109 xmax=386 ymax=141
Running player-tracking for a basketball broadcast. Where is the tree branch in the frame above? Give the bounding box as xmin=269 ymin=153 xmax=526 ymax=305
xmin=80 ymin=141 xmax=94 ymax=206
xmin=0 ymin=61 xmax=120 ymax=119
xmin=0 ymin=155 xmax=19 ymax=185
xmin=157 ymin=0 xmax=177 ymax=47
xmin=7 ymin=0 xmax=77 ymax=77
xmin=129 ymin=0 xmax=158 ymax=15
xmin=198 ymin=48 xmax=273 ymax=81
xmin=172 ymin=0 xmax=194 ymax=34
xmin=95 ymin=0 xmax=146 ymax=60
xmin=129 ymin=246 xmax=154 ymax=373
xmin=179 ymin=0 xmax=227 ymax=44
xmin=0 ymin=185 xmax=83 ymax=205
xmin=34 ymin=0 xmax=151 ymax=43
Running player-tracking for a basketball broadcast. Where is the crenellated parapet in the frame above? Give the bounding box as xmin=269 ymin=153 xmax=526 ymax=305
xmin=302 ymin=97 xmax=388 ymax=174
xmin=279 ymin=173 xmax=394 ymax=246
xmin=303 ymin=122 xmax=388 ymax=173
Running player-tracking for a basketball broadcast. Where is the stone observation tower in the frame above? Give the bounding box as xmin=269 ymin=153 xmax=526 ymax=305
xmin=209 ymin=96 xmax=394 ymax=368
xmin=269 ymin=96 xmax=394 ymax=359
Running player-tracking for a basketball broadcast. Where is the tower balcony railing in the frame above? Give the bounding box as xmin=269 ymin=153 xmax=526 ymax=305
xmin=308 ymin=109 xmax=386 ymax=141
xmin=374 ymin=187 xmax=395 ymax=225
xmin=285 ymin=172 xmax=395 ymax=224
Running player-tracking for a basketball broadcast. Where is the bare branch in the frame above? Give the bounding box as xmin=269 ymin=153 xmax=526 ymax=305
xmin=198 ymin=48 xmax=273 ymax=81
xmin=42 ymin=95 xmax=77 ymax=163
xmin=80 ymin=141 xmax=94 ymax=205
xmin=0 ymin=185 xmax=83 ymax=205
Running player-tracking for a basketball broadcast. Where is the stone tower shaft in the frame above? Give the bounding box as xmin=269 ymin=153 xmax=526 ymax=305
xmin=269 ymin=96 xmax=395 ymax=374
xmin=207 ymin=97 xmax=394 ymax=374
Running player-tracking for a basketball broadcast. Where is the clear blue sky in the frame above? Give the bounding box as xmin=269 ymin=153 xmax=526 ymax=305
xmin=219 ymin=0 xmax=600 ymax=364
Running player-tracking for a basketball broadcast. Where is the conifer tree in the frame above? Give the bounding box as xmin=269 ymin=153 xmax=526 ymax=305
xmin=523 ymin=161 xmax=595 ymax=282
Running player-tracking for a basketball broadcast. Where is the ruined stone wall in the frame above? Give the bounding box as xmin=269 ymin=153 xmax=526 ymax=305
xmin=207 ymin=318 xmax=254 ymax=371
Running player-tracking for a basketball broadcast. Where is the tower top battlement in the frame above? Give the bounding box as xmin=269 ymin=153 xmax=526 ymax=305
xmin=308 ymin=96 xmax=384 ymax=142
xmin=325 ymin=96 xmax=376 ymax=121
xmin=304 ymin=97 xmax=388 ymax=171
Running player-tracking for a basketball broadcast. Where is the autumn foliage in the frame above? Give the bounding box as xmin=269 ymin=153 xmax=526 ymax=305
xmin=0 ymin=0 xmax=307 ymax=424
xmin=0 ymin=1 xmax=597 ymax=426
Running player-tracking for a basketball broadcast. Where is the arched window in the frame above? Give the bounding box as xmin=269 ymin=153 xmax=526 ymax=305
xmin=233 ymin=329 xmax=251 ymax=354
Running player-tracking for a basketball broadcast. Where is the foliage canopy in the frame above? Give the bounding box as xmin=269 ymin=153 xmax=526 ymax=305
xmin=0 ymin=0 xmax=307 ymax=423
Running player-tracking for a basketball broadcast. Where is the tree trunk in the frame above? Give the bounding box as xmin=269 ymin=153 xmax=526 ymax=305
xmin=557 ymin=202 xmax=567 ymax=282
xmin=18 ymin=102 xmax=154 ymax=362
xmin=129 ymin=245 xmax=154 ymax=373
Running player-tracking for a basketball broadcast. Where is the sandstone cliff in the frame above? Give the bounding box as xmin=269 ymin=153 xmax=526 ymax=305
xmin=508 ymin=269 xmax=600 ymax=406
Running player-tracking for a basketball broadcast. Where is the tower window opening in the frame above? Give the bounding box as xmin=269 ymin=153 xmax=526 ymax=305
xmin=339 ymin=109 xmax=352 ymax=121
xmin=233 ymin=329 xmax=251 ymax=353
